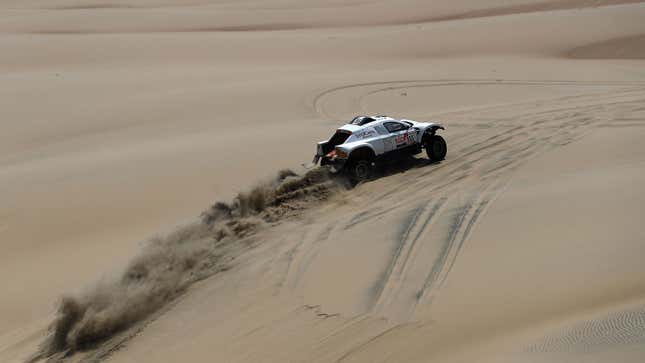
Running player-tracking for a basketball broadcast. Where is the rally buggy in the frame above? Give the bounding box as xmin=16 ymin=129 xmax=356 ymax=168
xmin=313 ymin=115 xmax=446 ymax=181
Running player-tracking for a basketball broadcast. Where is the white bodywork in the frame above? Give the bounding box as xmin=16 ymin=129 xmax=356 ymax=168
xmin=314 ymin=115 xmax=444 ymax=169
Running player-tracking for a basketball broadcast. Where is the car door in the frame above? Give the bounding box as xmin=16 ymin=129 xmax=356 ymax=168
xmin=383 ymin=121 xmax=412 ymax=152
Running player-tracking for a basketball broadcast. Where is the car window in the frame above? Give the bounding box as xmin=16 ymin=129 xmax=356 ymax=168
xmin=384 ymin=122 xmax=407 ymax=133
xmin=373 ymin=125 xmax=388 ymax=135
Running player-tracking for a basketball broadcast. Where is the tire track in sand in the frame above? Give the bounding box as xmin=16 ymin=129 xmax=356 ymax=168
xmin=372 ymin=197 xmax=448 ymax=312
xmin=311 ymin=80 xmax=645 ymax=320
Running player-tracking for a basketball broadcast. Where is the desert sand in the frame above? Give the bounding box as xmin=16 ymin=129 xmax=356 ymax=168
xmin=1 ymin=1 xmax=645 ymax=362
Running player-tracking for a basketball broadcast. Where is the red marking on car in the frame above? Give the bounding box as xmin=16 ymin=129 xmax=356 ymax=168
xmin=395 ymin=134 xmax=407 ymax=144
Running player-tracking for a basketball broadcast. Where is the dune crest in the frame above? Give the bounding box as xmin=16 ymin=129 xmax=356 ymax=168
xmin=568 ymin=34 xmax=645 ymax=59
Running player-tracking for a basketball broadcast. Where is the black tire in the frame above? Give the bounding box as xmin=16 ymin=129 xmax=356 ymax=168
xmin=425 ymin=135 xmax=447 ymax=161
xmin=348 ymin=159 xmax=373 ymax=183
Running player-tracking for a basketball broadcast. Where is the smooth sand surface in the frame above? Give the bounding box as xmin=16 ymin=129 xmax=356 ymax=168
xmin=1 ymin=1 xmax=645 ymax=362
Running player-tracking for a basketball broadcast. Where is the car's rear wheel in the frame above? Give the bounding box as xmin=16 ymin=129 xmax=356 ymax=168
xmin=425 ymin=135 xmax=447 ymax=161
xmin=348 ymin=159 xmax=373 ymax=183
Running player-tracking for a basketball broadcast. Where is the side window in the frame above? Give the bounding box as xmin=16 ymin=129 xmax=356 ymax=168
xmin=373 ymin=125 xmax=388 ymax=135
xmin=384 ymin=122 xmax=407 ymax=133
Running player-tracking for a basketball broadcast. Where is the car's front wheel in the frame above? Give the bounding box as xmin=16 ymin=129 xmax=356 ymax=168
xmin=425 ymin=135 xmax=447 ymax=161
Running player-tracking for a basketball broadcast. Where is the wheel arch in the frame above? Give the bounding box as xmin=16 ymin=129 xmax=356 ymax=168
xmin=348 ymin=145 xmax=376 ymax=162
xmin=422 ymin=124 xmax=445 ymax=142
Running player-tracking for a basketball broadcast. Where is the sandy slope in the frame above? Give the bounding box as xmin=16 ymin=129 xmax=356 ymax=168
xmin=1 ymin=1 xmax=645 ymax=362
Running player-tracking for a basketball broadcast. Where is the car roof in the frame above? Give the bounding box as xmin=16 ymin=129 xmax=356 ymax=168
xmin=348 ymin=115 xmax=398 ymax=127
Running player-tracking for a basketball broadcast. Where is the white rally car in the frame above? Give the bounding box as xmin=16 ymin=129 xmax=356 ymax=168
xmin=313 ymin=115 xmax=446 ymax=181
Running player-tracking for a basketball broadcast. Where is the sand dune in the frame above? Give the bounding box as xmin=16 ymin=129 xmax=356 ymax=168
xmin=569 ymin=34 xmax=645 ymax=59
xmin=0 ymin=0 xmax=643 ymax=34
xmin=1 ymin=1 xmax=645 ymax=363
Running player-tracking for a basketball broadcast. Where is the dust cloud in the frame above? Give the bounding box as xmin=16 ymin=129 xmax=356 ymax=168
xmin=37 ymin=167 xmax=344 ymax=358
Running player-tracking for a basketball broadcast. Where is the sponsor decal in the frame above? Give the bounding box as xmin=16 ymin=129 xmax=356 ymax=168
xmin=355 ymin=129 xmax=377 ymax=139
xmin=395 ymin=134 xmax=406 ymax=144
xmin=394 ymin=132 xmax=416 ymax=146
